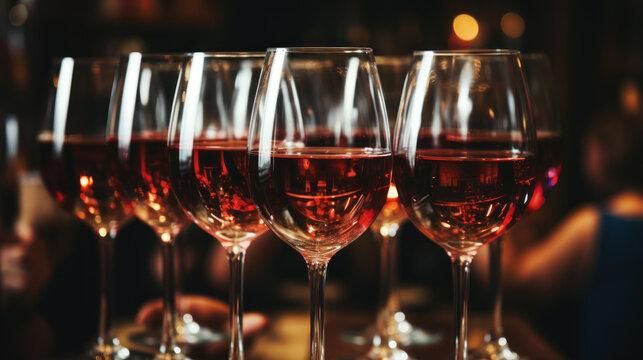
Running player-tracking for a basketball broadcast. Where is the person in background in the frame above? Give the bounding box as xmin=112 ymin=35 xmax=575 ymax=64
xmin=502 ymin=110 xmax=643 ymax=359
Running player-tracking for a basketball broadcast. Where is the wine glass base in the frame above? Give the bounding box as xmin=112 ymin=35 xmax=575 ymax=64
xmin=340 ymin=346 xmax=415 ymax=360
xmin=91 ymin=340 xmax=132 ymax=360
xmin=341 ymin=312 xmax=442 ymax=346
xmin=468 ymin=337 xmax=522 ymax=360
xmin=153 ymin=354 xmax=192 ymax=360
xmin=128 ymin=326 xmax=225 ymax=348
xmin=177 ymin=316 xmax=227 ymax=345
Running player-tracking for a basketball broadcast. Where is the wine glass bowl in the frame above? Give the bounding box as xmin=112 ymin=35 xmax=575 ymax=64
xmin=394 ymin=50 xmax=536 ymax=259
xmin=109 ymin=54 xmax=190 ymax=237
xmin=249 ymin=48 xmax=391 ymax=261
xmin=168 ymin=52 xmax=267 ymax=251
xmin=39 ymin=58 xmax=129 ymax=236
xmin=393 ymin=50 xmax=535 ymax=360
xmin=370 ymin=56 xmax=412 ymax=234
xmin=522 ymin=53 xmax=563 ymax=213
xmin=248 ymin=47 xmax=392 ymax=360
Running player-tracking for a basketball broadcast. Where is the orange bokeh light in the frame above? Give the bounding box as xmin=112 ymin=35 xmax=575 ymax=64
xmin=453 ymin=14 xmax=479 ymax=41
xmin=501 ymin=12 xmax=525 ymax=38
xmin=80 ymin=175 xmax=93 ymax=189
xmin=387 ymin=183 xmax=399 ymax=200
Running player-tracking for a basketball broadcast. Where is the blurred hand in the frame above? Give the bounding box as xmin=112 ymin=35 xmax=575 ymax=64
xmin=136 ymin=295 xmax=268 ymax=359
xmin=1 ymin=222 xmax=52 ymax=301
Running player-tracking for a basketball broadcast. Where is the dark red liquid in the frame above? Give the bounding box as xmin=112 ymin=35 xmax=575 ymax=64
xmin=39 ymin=136 xmax=129 ymax=233
xmin=371 ymin=182 xmax=407 ymax=232
xmin=417 ymin=130 xmax=561 ymax=216
xmin=526 ymin=132 xmax=563 ymax=212
xmin=110 ymin=135 xmax=189 ymax=235
xmin=249 ymin=148 xmax=391 ymax=259
xmin=169 ymin=140 xmax=266 ymax=248
xmin=394 ymin=150 xmax=535 ymax=256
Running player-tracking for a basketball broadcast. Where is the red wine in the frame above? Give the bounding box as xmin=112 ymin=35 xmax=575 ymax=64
xmin=394 ymin=149 xmax=535 ymax=256
xmin=110 ymin=135 xmax=189 ymax=236
xmin=249 ymin=148 xmax=391 ymax=259
xmin=526 ymin=132 xmax=563 ymax=212
xmin=370 ymin=182 xmax=407 ymax=233
xmin=169 ymin=140 xmax=266 ymax=249
xmin=414 ymin=130 xmax=559 ymax=217
xmin=38 ymin=135 xmax=129 ymax=234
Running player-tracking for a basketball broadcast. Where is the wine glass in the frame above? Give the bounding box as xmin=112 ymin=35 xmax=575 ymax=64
xmin=38 ymin=57 xmax=131 ymax=359
xmin=468 ymin=53 xmax=562 ymax=360
xmin=167 ymin=52 xmax=267 ymax=360
xmin=248 ymin=47 xmax=392 ymax=360
xmin=342 ymin=55 xmax=441 ymax=360
xmin=393 ymin=50 xmax=536 ymax=360
xmin=108 ymin=52 xmax=194 ymax=360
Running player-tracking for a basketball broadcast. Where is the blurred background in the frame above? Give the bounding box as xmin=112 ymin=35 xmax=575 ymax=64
xmin=0 ymin=0 xmax=641 ymax=359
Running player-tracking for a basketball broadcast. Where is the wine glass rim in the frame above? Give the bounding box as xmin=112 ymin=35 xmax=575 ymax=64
xmin=52 ymin=57 xmax=119 ymax=65
xmin=266 ymin=47 xmax=373 ymax=54
xmin=191 ymin=51 xmax=266 ymax=58
xmin=118 ymin=53 xmax=189 ymax=61
xmin=413 ymin=49 xmax=520 ymax=56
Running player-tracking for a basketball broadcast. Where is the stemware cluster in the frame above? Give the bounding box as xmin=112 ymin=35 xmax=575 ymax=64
xmin=37 ymin=48 xmax=561 ymax=360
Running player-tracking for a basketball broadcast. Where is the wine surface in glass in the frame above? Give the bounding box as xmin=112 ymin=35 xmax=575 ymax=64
xmin=169 ymin=140 xmax=265 ymax=248
xmin=39 ymin=136 xmax=129 ymax=232
xmin=394 ymin=149 xmax=535 ymax=256
xmin=110 ymin=135 xmax=189 ymax=234
xmin=250 ymin=147 xmax=391 ymax=259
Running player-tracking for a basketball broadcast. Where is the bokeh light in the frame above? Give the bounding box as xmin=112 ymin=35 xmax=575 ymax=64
xmin=620 ymin=80 xmax=641 ymax=115
xmin=453 ymin=14 xmax=479 ymax=41
xmin=8 ymin=3 xmax=29 ymax=26
xmin=501 ymin=12 xmax=526 ymax=38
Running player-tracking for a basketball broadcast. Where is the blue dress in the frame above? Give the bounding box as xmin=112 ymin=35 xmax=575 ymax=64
xmin=579 ymin=210 xmax=643 ymax=359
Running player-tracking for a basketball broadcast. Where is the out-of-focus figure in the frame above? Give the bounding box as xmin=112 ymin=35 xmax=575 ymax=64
xmin=0 ymin=113 xmax=66 ymax=360
xmin=503 ymin=109 xmax=643 ymax=359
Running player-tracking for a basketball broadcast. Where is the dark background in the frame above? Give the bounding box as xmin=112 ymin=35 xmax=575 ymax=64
xmin=0 ymin=0 xmax=641 ymax=358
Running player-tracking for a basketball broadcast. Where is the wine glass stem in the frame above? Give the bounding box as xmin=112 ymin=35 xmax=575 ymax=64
xmin=227 ymin=246 xmax=246 ymax=360
xmin=451 ymin=255 xmax=472 ymax=360
xmin=489 ymin=238 xmax=504 ymax=341
xmin=307 ymin=260 xmax=328 ymax=360
xmin=160 ymin=238 xmax=180 ymax=357
xmin=97 ymin=231 xmax=116 ymax=352
xmin=375 ymin=231 xmax=399 ymax=345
